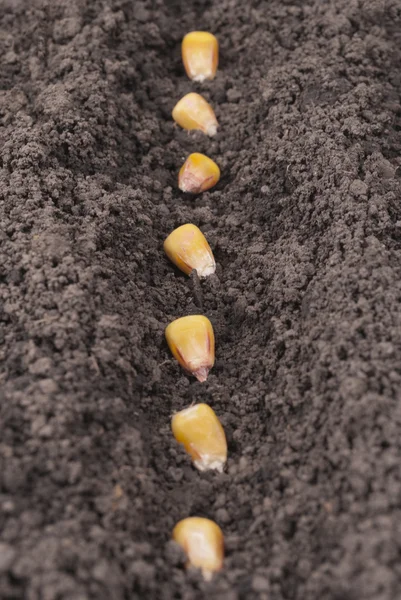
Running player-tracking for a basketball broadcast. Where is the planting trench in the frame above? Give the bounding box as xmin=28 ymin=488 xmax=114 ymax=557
xmin=1 ymin=0 xmax=401 ymax=598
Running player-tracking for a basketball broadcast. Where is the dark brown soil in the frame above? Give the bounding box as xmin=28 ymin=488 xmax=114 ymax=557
xmin=1 ymin=0 xmax=401 ymax=598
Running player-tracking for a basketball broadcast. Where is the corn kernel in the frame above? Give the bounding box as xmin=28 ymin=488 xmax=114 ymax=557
xmin=173 ymin=517 xmax=224 ymax=580
xmin=172 ymin=404 xmax=227 ymax=472
xmin=179 ymin=153 xmax=220 ymax=194
xmin=165 ymin=315 xmax=214 ymax=382
xmin=182 ymin=31 xmax=218 ymax=82
xmin=164 ymin=224 xmax=215 ymax=278
xmin=172 ymin=93 xmax=218 ymax=136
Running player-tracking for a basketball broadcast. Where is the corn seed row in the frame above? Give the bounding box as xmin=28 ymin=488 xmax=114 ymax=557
xmin=162 ymin=32 xmax=225 ymax=581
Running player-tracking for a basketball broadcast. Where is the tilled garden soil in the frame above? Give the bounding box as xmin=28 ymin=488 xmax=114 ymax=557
xmin=1 ymin=0 xmax=401 ymax=598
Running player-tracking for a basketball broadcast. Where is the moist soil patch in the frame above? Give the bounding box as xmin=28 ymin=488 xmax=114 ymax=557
xmin=1 ymin=0 xmax=401 ymax=599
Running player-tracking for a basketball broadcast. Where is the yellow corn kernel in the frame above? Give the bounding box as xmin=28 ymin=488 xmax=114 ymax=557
xmin=165 ymin=315 xmax=214 ymax=382
xmin=173 ymin=517 xmax=224 ymax=580
xmin=172 ymin=93 xmax=218 ymax=136
xmin=182 ymin=31 xmax=219 ymax=82
xmin=179 ymin=153 xmax=220 ymax=194
xmin=163 ymin=224 xmax=215 ymax=278
xmin=172 ymin=404 xmax=227 ymax=472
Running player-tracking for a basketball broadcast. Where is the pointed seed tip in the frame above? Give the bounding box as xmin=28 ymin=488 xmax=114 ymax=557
xmin=202 ymin=569 xmax=213 ymax=582
xmin=194 ymin=366 xmax=209 ymax=382
xmin=198 ymin=263 xmax=216 ymax=278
